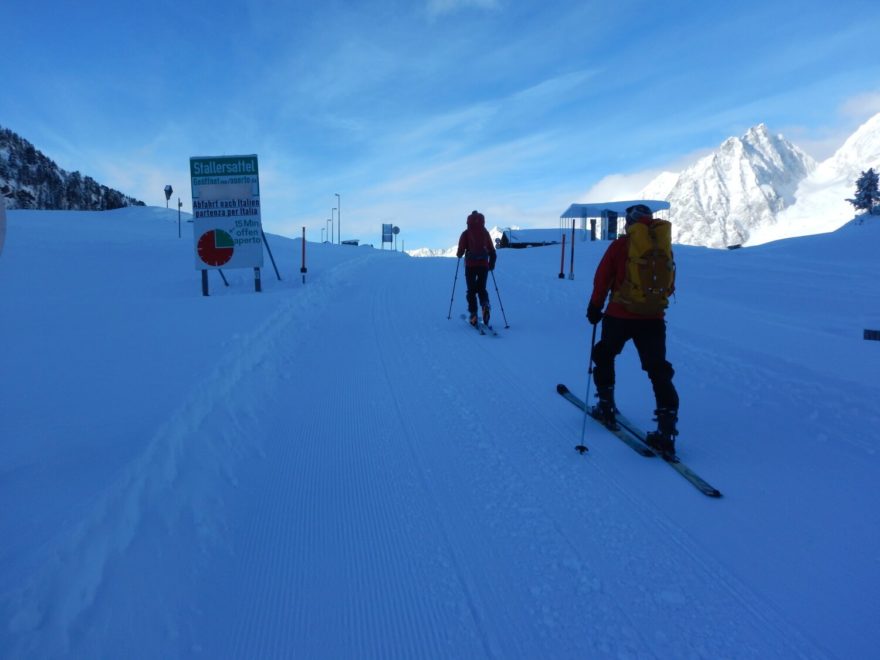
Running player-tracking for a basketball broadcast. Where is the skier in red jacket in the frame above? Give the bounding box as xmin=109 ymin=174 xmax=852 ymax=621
xmin=586 ymin=204 xmax=679 ymax=454
xmin=456 ymin=210 xmax=497 ymax=327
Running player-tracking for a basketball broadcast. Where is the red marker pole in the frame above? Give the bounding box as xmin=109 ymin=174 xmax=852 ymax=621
xmin=300 ymin=226 xmax=308 ymax=283
xmin=558 ymin=233 xmax=566 ymax=279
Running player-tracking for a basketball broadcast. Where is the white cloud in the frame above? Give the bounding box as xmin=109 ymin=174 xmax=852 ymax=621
xmin=781 ymin=92 xmax=880 ymax=161
xmin=838 ymin=91 xmax=880 ymax=120
xmin=427 ymin=0 xmax=500 ymax=17
xmin=580 ymin=172 xmax=658 ymax=202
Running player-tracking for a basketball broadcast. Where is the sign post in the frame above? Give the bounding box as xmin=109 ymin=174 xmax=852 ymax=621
xmin=558 ymin=234 xmax=566 ymax=279
xmin=190 ymin=155 xmax=264 ymax=295
xmin=300 ymin=226 xmax=307 ymax=283
xmin=164 ymin=185 xmax=173 ymax=209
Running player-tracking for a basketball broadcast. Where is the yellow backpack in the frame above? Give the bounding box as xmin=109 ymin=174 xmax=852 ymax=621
xmin=612 ymin=220 xmax=675 ymax=315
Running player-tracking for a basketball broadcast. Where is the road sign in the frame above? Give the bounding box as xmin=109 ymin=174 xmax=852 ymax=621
xmin=190 ymin=155 xmax=263 ymax=270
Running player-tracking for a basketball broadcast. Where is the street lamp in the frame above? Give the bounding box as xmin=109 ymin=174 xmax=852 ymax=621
xmin=331 ymin=208 xmax=337 ymax=244
xmin=326 ymin=218 xmax=332 ymax=243
xmin=335 ymin=193 xmax=341 ymax=244
xmin=321 ymin=227 xmax=326 ymax=243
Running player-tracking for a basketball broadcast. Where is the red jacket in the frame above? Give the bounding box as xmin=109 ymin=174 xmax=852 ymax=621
xmin=589 ymin=220 xmax=674 ymax=320
xmin=457 ymin=214 xmax=497 ymax=269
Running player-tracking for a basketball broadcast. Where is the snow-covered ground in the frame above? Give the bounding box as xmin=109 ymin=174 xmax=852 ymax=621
xmin=1 ymin=206 xmax=878 ymax=658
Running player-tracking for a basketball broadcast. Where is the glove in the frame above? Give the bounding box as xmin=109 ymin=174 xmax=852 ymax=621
xmin=586 ymin=303 xmax=604 ymax=325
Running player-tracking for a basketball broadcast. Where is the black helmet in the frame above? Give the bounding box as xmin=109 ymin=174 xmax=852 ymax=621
xmin=625 ymin=204 xmax=653 ymax=225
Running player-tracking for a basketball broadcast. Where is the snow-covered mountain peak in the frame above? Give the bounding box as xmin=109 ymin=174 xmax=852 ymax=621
xmin=816 ymin=111 xmax=880 ymax=184
xmin=742 ymin=123 xmax=775 ymax=149
xmin=747 ymin=111 xmax=880 ymax=245
xmin=745 ymin=122 xmax=770 ymax=137
xmin=640 ymin=123 xmax=816 ymax=247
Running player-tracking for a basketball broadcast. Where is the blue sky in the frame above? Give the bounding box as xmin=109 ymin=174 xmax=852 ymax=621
xmin=3 ymin=0 xmax=879 ymax=249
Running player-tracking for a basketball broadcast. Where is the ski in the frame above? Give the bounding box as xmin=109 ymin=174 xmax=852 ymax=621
xmin=612 ymin=410 xmax=722 ymax=498
xmin=556 ymin=384 xmax=653 ymax=456
xmin=459 ymin=313 xmax=499 ymax=336
xmin=556 ymin=384 xmax=722 ymax=498
xmin=459 ymin=313 xmax=485 ymax=335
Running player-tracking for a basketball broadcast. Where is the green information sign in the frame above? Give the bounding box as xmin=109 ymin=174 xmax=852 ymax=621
xmin=190 ymin=156 xmax=259 ymax=178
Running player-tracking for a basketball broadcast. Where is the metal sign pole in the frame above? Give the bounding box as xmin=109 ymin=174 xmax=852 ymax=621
xmin=261 ymin=228 xmax=281 ymax=281
xmin=300 ymin=226 xmax=307 ymax=284
xmin=335 ymin=193 xmax=341 ymax=245
xmin=558 ymin=234 xmax=566 ymax=279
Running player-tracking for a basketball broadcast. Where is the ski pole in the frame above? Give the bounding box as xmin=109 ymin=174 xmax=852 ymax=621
xmin=489 ymin=270 xmax=509 ymax=328
xmin=447 ymin=257 xmax=461 ymax=319
xmin=576 ymin=323 xmax=598 ymax=454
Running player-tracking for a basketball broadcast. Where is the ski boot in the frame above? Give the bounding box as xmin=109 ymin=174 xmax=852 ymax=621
xmin=468 ymin=310 xmax=478 ymax=327
xmin=482 ymin=304 xmax=491 ymax=326
xmin=591 ymin=386 xmax=619 ymax=430
xmin=646 ymin=407 xmax=678 ymax=456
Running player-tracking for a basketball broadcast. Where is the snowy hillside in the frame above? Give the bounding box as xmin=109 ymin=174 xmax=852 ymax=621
xmin=0 ymin=126 xmax=144 ymax=211
xmin=637 ymin=170 xmax=680 ymax=201
xmin=1 ymin=207 xmax=878 ymax=658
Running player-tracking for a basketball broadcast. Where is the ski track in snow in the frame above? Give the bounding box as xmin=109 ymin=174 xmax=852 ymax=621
xmin=674 ymin=325 xmax=880 ymax=455
xmin=2 ymin=250 xmax=373 ymax=657
xmin=2 ymin=246 xmax=838 ymax=658
xmin=477 ymin=265 xmax=829 ymax=658
xmin=182 ymin=254 xmax=825 ymax=658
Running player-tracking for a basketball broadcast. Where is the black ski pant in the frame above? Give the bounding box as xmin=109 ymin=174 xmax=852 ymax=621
xmin=464 ymin=266 xmax=490 ymax=313
xmin=592 ymin=315 xmax=679 ymax=411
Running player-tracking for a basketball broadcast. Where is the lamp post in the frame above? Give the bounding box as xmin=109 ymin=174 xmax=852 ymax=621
xmin=335 ymin=193 xmax=340 ymax=244
xmin=326 ymin=218 xmax=332 ymax=243
xmin=331 ymin=208 xmax=337 ymax=244
xmin=321 ymin=227 xmax=326 ymax=243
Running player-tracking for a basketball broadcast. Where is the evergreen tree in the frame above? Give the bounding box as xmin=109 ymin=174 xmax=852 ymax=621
xmin=846 ymin=168 xmax=880 ymax=214
xmin=15 ymin=188 xmax=35 ymax=208
xmin=65 ymin=171 xmax=84 ymax=209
